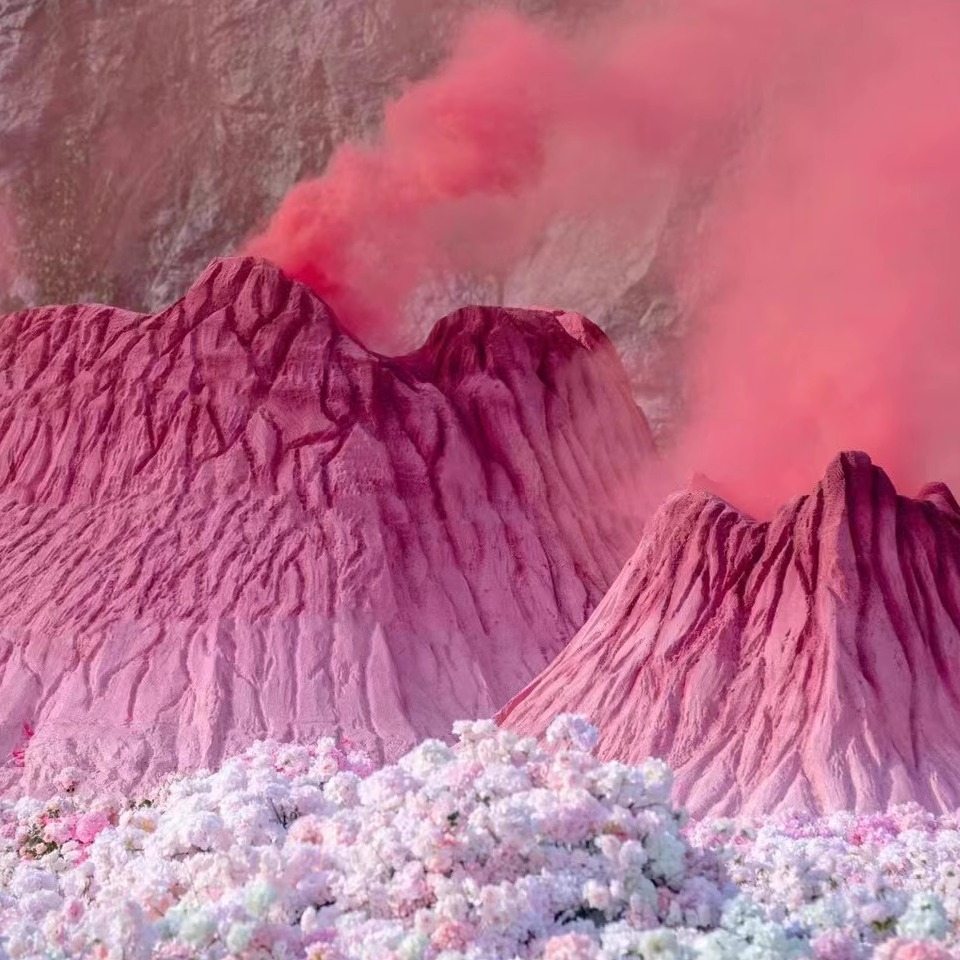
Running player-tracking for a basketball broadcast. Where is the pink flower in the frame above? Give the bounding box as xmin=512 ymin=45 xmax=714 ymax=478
xmin=626 ymin=897 xmax=659 ymax=929
xmin=74 ymin=811 xmax=110 ymax=845
xmin=875 ymin=941 xmax=954 ymax=960
xmin=345 ymin=752 xmax=376 ymax=777
xmin=313 ymin=754 xmax=342 ymax=779
xmin=811 ymin=931 xmax=862 ymax=960
xmin=63 ymin=898 xmax=85 ymax=923
xmin=543 ymin=933 xmax=598 ymax=960
xmin=43 ymin=816 xmax=77 ymax=845
xmin=657 ymin=888 xmax=674 ymax=914
xmin=431 ymin=921 xmax=472 ymax=951
xmin=451 ymin=761 xmax=485 ymax=791
xmin=288 ymin=815 xmax=325 ymax=845
xmin=305 ymin=943 xmax=345 ymax=960
xmin=153 ymin=945 xmax=197 ymax=959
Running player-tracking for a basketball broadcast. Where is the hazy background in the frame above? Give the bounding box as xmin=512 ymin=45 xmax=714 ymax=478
xmin=6 ymin=0 xmax=960 ymax=514
xmin=0 ymin=0 xmax=688 ymax=438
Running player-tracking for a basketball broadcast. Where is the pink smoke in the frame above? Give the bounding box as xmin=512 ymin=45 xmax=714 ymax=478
xmin=247 ymin=0 xmax=960 ymax=514
xmin=673 ymin=0 xmax=960 ymax=514
xmin=245 ymin=2 xmax=781 ymax=345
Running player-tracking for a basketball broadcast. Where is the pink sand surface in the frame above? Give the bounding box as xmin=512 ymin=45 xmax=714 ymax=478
xmin=499 ymin=451 xmax=960 ymax=816
xmin=0 ymin=257 xmax=656 ymax=796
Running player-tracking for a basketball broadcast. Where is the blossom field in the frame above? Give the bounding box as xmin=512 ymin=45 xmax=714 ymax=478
xmin=0 ymin=717 xmax=956 ymax=960
xmin=7 ymin=0 xmax=960 ymax=957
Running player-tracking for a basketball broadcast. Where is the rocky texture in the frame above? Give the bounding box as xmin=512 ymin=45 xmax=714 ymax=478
xmin=0 ymin=0 xmax=611 ymax=312
xmin=0 ymin=0 xmax=685 ymax=438
xmin=0 ymin=256 xmax=656 ymax=795
xmin=499 ymin=452 xmax=960 ymax=817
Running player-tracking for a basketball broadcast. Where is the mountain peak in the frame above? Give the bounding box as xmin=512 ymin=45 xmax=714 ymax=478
xmin=499 ymin=452 xmax=960 ymax=817
xmin=0 ymin=259 xmax=659 ymax=797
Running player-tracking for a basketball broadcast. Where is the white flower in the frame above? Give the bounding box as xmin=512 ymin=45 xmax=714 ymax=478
xmin=12 ymin=715 xmax=960 ymax=960
xmin=897 ymin=891 xmax=949 ymax=940
xmin=178 ymin=908 xmax=218 ymax=947
xmin=397 ymin=932 xmax=430 ymax=960
xmin=645 ymin=831 xmax=687 ymax=887
xmin=546 ymin=715 xmax=600 ymax=752
xmin=639 ymin=760 xmax=674 ymax=806
xmin=400 ymin=740 xmax=455 ymax=779
xmin=452 ymin=719 xmax=498 ymax=744
xmin=226 ymin=920 xmax=257 ymax=952
xmin=245 ymin=878 xmax=278 ymax=917
xmin=601 ymin=925 xmax=683 ymax=959
xmin=584 ymin=879 xmax=613 ymax=913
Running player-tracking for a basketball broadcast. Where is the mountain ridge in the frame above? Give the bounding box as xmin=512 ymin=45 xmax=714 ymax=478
xmin=0 ymin=256 xmax=658 ymax=796
xmin=499 ymin=451 xmax=960 ymax=816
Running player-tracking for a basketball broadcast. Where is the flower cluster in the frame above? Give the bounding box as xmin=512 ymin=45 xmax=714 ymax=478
xmin=0 ymin=718 xmax=725 ymax=959
xmin=690 ymin=806 xmax=960 ymax=958
xmin=0 ymin=718 xmax=958 ymax=960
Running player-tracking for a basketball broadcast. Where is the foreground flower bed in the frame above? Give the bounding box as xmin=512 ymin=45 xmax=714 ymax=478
xmin=0 ymin=718 xmax=957 ymax=960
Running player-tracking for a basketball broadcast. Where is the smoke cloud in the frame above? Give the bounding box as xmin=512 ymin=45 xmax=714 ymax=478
xmin=244 ymin=2 xmax=780 ymax=342
xmin=247 ymin=0 xmax=960 ymax=515
xmin=677 ymin=0 xmax=960 ymax=514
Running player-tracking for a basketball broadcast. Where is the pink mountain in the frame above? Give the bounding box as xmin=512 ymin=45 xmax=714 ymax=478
xmin=499 ymin=451 xmax=960 ymax=816
xmin=0 ymin=257 xmax=657 ymax=795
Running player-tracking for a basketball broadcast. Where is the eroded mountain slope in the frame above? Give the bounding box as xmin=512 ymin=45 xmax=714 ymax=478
xmin=0 ymin=256 xmax=657 ymax=794
xmin=500 ymin=452 xmax=960 ymax=816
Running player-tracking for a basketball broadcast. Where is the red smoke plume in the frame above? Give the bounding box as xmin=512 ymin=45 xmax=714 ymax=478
xmin=678 ymin=0 xmax=960 ymax=514
xmin=245 ymin=2 xmax=780 ymax=342
xmin=247 ymin=0 xmax=960 ymax=514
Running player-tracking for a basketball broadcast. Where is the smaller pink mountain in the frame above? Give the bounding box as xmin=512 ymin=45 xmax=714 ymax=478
xmin=499 ymin=452 xmax=960 ymax=816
